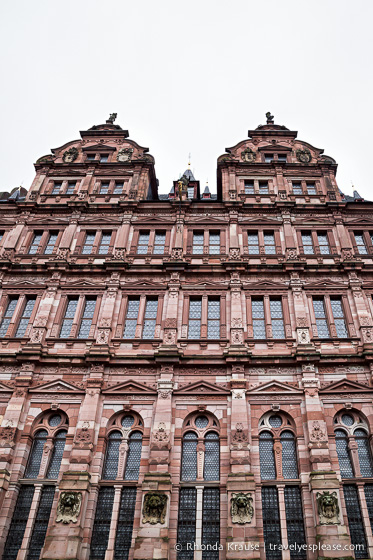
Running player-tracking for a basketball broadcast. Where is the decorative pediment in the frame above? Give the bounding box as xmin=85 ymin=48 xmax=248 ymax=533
xmin=248 ymin=380 xmax=301 ymax=394
xmin=239 ymin=216 xmax=281 ymax=225
xmin=344 ymin=216 xmax=373 ymax=226
xmin=3 ymin=279 xmax=46 ymax=287
xmin=174 ymin=380 xmax=230 ymax=395
xmin=304 ymin=280 xmax=348 ymax=290
xmin=319 ymin=379 xmax=373 ymax=394
xmin=28 ymin=217 xmax=70 ymax=226
xmin=29 ymin=380 xmax=85 ymax=393
xmin=80 ymin=216 xmax=122 ymax=225
xmin=65 ymin=279 xmax=103 ymax=287
xmin=82 ymin=144 xmax=116 ymax=152
xmin=183 ymin=280 xmax=228 ymax=289
xmin=293 ymin=217 xmax=333 ymax=226
xmin=187 ymin=215 xmax=228 ymax=225
xmin=103 ymin=379 xmax=156 ymax=395
xmin=134 ymin=215 xmax=175 ymax=225
xmin=0 ymin=218 xmax=21 ymax=225
xmin=243 ymin=280 xmax=287 ymax=290
xmin=0 ymin=382 xmax=14 ymax=392
xmin=121 ymin=280 xmax=166 ymax=289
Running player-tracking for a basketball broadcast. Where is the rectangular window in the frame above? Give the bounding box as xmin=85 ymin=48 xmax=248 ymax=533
xmin=90 ymin=487 xmax=115 ymax=560
xmin=252 ymin=299 xmax=266 ymax=339
xmin=265 ymin=154 xmax=274 ymax=163
xmin=44 ymin=232 xmax=58 ymax=255
xmin=153 ymin=232 xmax=166 ymax=255
xmin=317 ymin=233 xmax=330 ymax=254
xmin=277 ymin=154 xmax=287 ymax=163
xmin=27 ymin=486 xmax=55 ymax=560
xmin=330 ymin=298 xmax=348 ymax=337
xmin=188 ymin=299 xmax=202 ymax=339
xmin=201 ymin=488 xmax=220 ymax=560
xmin=187 ymin=186 xmax=194 ymax=199
xmin=98 ymin=233 xmax=112 ymax=255
xmin=301 ymin=232 xmax=314 ymax=254
xmin=113 ymin=181 xmax=124 ymax=194
xmin=82 ymin=232 xmax=96 ymax=254
xmin=177 ymin=488 xmax=197 ymax=560
xmin=3 ymin=486 xmax=35 ymax=560
xmin=193 ymin=232 xmax=204 ymax=254
xmin=355 ymin=233 xmax=368 ymax=254
xmin=123 ymin=299 xmax=140 ymax=339
xmin=0 ymin=298 xmax=18 ymax=337
xmin=86 ymin=153 xmax=96 ymax=161
xmin=100 ymin=182 xmax=110 ymax=194
xmin=244 ymin=180 xmax=254 ymax=194
xmin=270 ymin=299 xmax=285 ymax=338
xmin=313 ymin=298 xmax=330 ymax=338
xmin=78 ymin=298 xmax=96 ymax=338
xmin=52 ymin=182 xmax=62 ymax=195
xmin=364 ymin=485 xmax=373 ymax=534
xmin=284 ymin=487 xmax=307 ymax=560
xmin=292 ymin=182 xmax=303 ymax=195
xmin=28 ymin=232 xmax=43 ymax=254
xmin=66 ymin=181 xmax=76 ymax=195
xmin=306 ymin=182 xmax=317 ymax=195
xmin=15 ymin=298 xmax=36 ymax=338
xmin=247 ymin=232 xmax=260 ymax=254
xmin=207 ymin=299 xmax=220 ymax=339
xmin=100 ymin=154 xmax=109 ymax=163
xmin=209 ymin=232 xmax=220 ymax=255
xmin=343 ymin=485 xmax=367 ymax=560
xmin=261 ymin=487 xmax=282 ymax=560
xmin=114 ymin=487 xmax=137 ymax=560
xmin=264 ymin=232 xmax=276 ymax=254
xmin=259 ymin=181 xmax=269 ymax=194
xmin=137 ymin=232 xmax=150 ymax=254
xmin=60 ymin=298 xmax=78 ymax=338
xmin=142 ymin=299 xmax=158 ymax=339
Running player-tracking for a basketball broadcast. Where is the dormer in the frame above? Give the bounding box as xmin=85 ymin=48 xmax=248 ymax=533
xmin=217 ymin=113 xmax=342 ymax=204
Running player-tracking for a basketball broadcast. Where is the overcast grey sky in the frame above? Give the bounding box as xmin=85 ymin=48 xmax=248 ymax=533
xmin=0 ymin=0 xmax=372 ymax=198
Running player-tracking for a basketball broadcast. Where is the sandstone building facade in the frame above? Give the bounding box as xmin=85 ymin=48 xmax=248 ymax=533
xmin=0 ymin=114 xmax=372 ymax=560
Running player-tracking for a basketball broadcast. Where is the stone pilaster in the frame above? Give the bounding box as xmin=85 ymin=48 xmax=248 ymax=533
xmin=149 ymin=369 xmax=174 ymax=468
xmin=226 ymin=473 xmax=259 ymax=560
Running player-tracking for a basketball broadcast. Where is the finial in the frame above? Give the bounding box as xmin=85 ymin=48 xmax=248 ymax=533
xmin=106 ymin=113 xmax=117 ymax=124
xmin=188 ymin=152 xmax=191 ymax=167
xmin=266 ymin=112 xmax=274 ymax=124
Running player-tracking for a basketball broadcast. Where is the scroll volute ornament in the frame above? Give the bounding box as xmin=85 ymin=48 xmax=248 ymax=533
xmin=142 ymin=492 xmax=167 ymax=524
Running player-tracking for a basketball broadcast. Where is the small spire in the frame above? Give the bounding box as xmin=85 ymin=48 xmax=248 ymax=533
xmin=188 ymin=153 xmax=191 ymax=168
xmin=106 ymin=113 xmax=117 ymax=124
xmin=266 ymin=112 xmax=274 ymax=124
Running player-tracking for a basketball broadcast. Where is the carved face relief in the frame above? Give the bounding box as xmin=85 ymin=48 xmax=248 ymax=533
xmin=56 ymin=492 xmax=82 ymax=524
xmin=231 ymin=492 xmax=254 ymax=524
xmin=142 ymin=492 xmax=167 ymax=524
xmin=316 ymin=491 xmax=340 ymax=525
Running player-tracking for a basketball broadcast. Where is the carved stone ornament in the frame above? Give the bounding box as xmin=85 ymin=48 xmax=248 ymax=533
xmin=241 ymin=148 xmax=256 ymax=163
xmin=0 ymin=426 xmax=17 ymax=448
xmin=171 ymin=247 xmax=183 ymax=260
xmin=56 ymin=492 xmax=82 ymax=524
xmin=297 ymin=328 xmax=310 ymax=345
xmin=229 ymin=247 xmax=241 ymax=260
xmin=96 ymin=329 xmax=109 ymax=345
xmin=296 ymin=148 xmax=312 ymax=164
xmin=286 ymin=248 xmax=298 ymax=260
xmin=117 ymin=148 xmax=134 ymax=162
xmin=231 ymin=423 xmax=249 ymax=450
xmin=142 ymin=492 xmax=167 ymax=524
xmin=231 ymin=492 xmax=254 ymax=524
xmin=63 ymin=147 xmax=79 ymax=163
xmin=316 ymin=491 xmax=340 ymax=525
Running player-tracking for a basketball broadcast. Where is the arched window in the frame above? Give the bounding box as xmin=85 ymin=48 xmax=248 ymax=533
xmin=124 ymin=431 xmax=143 ymax=480
xmin=259 ymin=431 xmax=276 ymax=480
xmin=181 ymin=415 xmax=220 ymax=482
xmin=281 ymin=430 xmax=298 ymax=479
xmin=204 ymin=432 xmax=220 ymax=481
xmin=355 ymin=429 xmax=373 ymax=477
xmin=46 ymin=429 xmax=67 ymax=479
xmin=181 ymin=432 xmax=198 ymax=481
xmin=102 ymin=430 xmax=122 ymax=480
xmin=334 ymin=411 xmax=373 ymax=478
xmin=335 ymin=429 xmax=354 ymax=478
xmin=25 ymin=429 xmax=48 ymax=478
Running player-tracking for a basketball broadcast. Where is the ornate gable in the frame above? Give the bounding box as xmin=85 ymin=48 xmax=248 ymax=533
xmin=248 ymin=380 xmax=302 ymax=394
xmin=103 ymin=379 xmax=156 ymax=395
xmin=174 ymin=380 xmax=230 ymax=395
xmin=319 ymin=379 xmax=372 ymax=394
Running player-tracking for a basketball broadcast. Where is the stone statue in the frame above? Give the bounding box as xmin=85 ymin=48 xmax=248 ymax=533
xmin=142 ymin=492 xmax=167 ymax=524
xmin=107 ymin=113 xmax=117 ymax=124
xmin=266 ymin=112 xmax=274 ymax=124
xmin=316 ymin=491 xmax=340 ymax=525
xmin=56 ymin=491 xmax=82 ymax=524
xmin=231 ymin=492 xmax=254 ymax=524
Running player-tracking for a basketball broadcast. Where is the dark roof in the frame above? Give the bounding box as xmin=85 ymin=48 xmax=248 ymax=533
xmin=183 ymin=168 xmax=196 ymax=181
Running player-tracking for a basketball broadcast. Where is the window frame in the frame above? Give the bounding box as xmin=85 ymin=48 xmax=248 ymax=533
xmin=56 ymin=295 xmax=101 ymax=339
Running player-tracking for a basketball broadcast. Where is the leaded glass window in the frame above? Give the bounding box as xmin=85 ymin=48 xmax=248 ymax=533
xmin=121 ymin=415 xmax=135 ymax=428
xmin=259 ymin=431 xmax=276 ymax=480
xmin=60 ymin=298 xmax=78 ymax=338
xmin=330 ymin=298 xmax=348 ymax=338
xmin=269 ymin=415 xmax=282 ymax=428
xmin=270 ymin=299 xmax=285 ymax=338
xmin=317 ymin=233 xmax=330 ymax=254
xmin=187 ymin=186 xmax=194 ymax=199
xmin=335 ymin=429 xmax=354 ymax=478
xmin=301 ymin=232 xmax=313 ymax=254
xmin=248 ymin=232 xmax=260 ymax=254
xmin=124 ymin=431 xmax=142 ymax=480
xmin=355 ymin=233 xmax=368 ymax=254
xmin=209 ymin=232 xmax=220 ymax=255
xmin=284 ymin=486 xmax=306 ymax=560
xmin=204 ymin=432 xmax=219 ymax=481
xmin=195 ymin=416 xmax=209 ymax=429
xmin=26 ymin=486 xmax=55 ymax=560
xmin=343 ymin=485 xmax=367 ymax=559
xmin=193 ymin=232 xmax=204 ymax=254
xmin=102 ymin=431 xmax=122 ymax=480
xmin=292 ymin=182 xmax=302 ymax=195
xmin=82 ymin=232 xmax=96 ymax=254
xmin=364 ymin=484 xmax=373 ymax=533
xmin=52 ymin=182 xmax=62 ymax=195
xmin=66 ymin=181 xmax=76 ymax=195
xmin=123 ymin=298 xmax=140 ymax=338
xmin=202 ymin=488 xmax=220 ymax=560
xmin=28 ymin=232 xmax=43 ymax=254
xmin=188 ymin=299 xmax=201 ymax=339
xmin=15 ymin=298 xmax=36 ymax=338
xmin=154 ymin=232 xmax=166 ymax=254
xmin=259 ymin=181 xmax=269 ymax=194
xmin=307 ymin=182 xmax=317 ymax=195
xmin=3 ymin=486 xmax=35 ymax=560
xmin=252 ymin=299 xmax=266 ymax=339
xmin=114 ymin=487 xmax=137 ymax=560
xmin=78 ymin=298 xmax=96 ymax=339
xmin=44 ymin=232 xmax=58 ymax=255
xmin=244 ymin=181 xmax=254 ymax=194
xmin=113 ymin=182 xmax=124 ymax=194
xmin=262 ymin=486 xmax=282 ymax=560
xmin=355 ymin=429 xmax=373 ymax=477
xmin=313 ymin=298 xmax=330 ymax=338
xmin=49 ymin=415 xmax=62 ymax=427
xmin=90 ymin=487 xmax=115 ymax=560
xmin=25 ymin=429 xmax=48 ymax=478
xmin=46 ymin=430 xmax=67 ymax=479
xmin=137 ymin=232 xmax=149 ymax=254
xmin=177 ymin=487 xmax=197 ymax=560
xmin=264 ymin=232 xmax=276 ymax=254
xmin=181 ymin=432 xmax=198 ymax=481
xmin=281 ymin=431 xmax=298 ymax=479
xmin=142 ymin=299 xmax=158 ymax=339
xmin=207 ymin=299 xmax=220 ymax=339
xmin=100 ymin=182 xmax=110 ymax=194
xmin=0 ymin=298 xmax=18 ymax=337
xmin=98 ymin=233 xmax=111 ymax=255
xmin=342 ymin=414 xmax=354 ymax=426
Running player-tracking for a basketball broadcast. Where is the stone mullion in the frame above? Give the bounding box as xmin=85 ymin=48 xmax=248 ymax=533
xmin=104 ymin=485 xmax=122 ymax=560
xmin=70 ymin=295 xmax=85 ymax=338
xmin=281 ymin=295 xmax=292 ymax=339
xmin=147 ymin=230 xmax=155 ymax=255
xmin=38 ymin=437 xmax=54 ymax=478
xmin=135 ymin=295 xmax=146 ymax=338
xmin=197 ymin=441 xmax=205 ymax=480
xmin=155 ymin=295 xmax=164 ymax=338
xmin=38 ymin=231 xmax=50 ymax=254
xmin=263 ymin=295 xmax=272 ymax=338
xmin=246 ymin=294 xmax=253 ymax=338
xmin=324 ymin=295 xmax=337 ymax=338
xmin=181 ymin=294 xmax=189 ymax=338
xmin=357 ymin=484 xmax=373 ymax=556
xmin=311 ymin=231 xmax=320 ymax=255
xmin=220 ymin=294 xmax=226 ymax=339
xmin=348 ymin=438 xmax=361 ymax=477
xmin=115 ymin=295 xmax=127 ymax=338
xmin=277 ymin=486 xmax=290 ymax=560
xmin=200 ymin=295 xmax=208 ymax=339
xmin=195 ymin=485 xmax=204 ymax=560
xmin=8 ymin=295 xmax=26 ymax=337
xmin=341 ymin=294 xmax=356 ymax=337
xmin=17 ymin=483 xmax=43 ymax=560
xmin=307 ymin=294 xmax=318 ymax=338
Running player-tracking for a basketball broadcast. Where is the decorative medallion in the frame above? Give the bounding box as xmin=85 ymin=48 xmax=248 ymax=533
xmin=117 ymin=148 xmax=134 ymax=162
xmin=241 ymin=148 xmax=256 ymax=163
xmin=296 ymin=149 xmax=311 ymax=163
xmin=63 ymin=147 xmax=79 ymax=163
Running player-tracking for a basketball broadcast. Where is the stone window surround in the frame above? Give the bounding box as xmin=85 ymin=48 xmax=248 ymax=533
xmin=240 ymin=177 xmax=274 ymax=197
xmin=0 ymin=293 xmax=40 ymax=338
xmin=306 ymin=294 xmax=352 ymax=340
xmin=187 ymin=228 xmax=226 ymax=256
xmin=297 ymin=229 xmax=336 ymax=256
xmin=22 ymin=229 xmax=63 ymax=256
xmin=93 ymin=178 xmax=128 ymax=196
xmin=52 ymin=294 xmax=102 ymax=340
xmin=44 ymin=178 xmax=81 ymax=196
xmin=245 ymin=294 xmax=291 ymax=340
xmin=115 ymin=293 xmax=164 ymax=340
xmin=288 ymin=178 xmax=323 ymax=197
xmin=130 ymin=229 xmax=171 ymax=256
xmin=74 ymin=229 xmax=116 ymax=256
xmin=351 ymin=230 xmax=373 ymax=256
xmin=242 ymin=229 xmax=282 ymax=256
xmin=181 ymin=293 xmax=226 ymax=341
